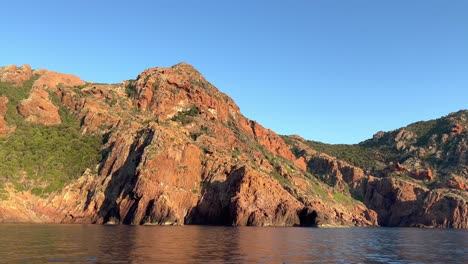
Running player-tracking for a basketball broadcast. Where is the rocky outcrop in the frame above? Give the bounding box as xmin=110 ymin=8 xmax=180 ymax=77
xmin=131 ymin=63 xmax=240 ymax=123
xmin=444 ymin=176 xmax=467 ymax=191
xmin=411 ymin=169 xmax=433 ymax=181
xmin=0 ymin=64 xmax=465 ymax=228
xmin=308 ymin=153 xmax=365 ymax=189
xmin=128 ymin=64 xmax=306 ymax=170
xmin=451 ymin=123 xmax=463 ymax=135
xmin=284 ymin=137 xmax=364 ymax=191
xmin=285 ymin=133 xmax=468 ymax=228
xmin=0 ymin=64 xmax=33 ymax=86
xmin=355 ymin=177 xmax=467 ymax=228
xmin=417 ymin=190 xmax=467 ymax=228
xmin=240 ymin=120 xmax=307 ymax=170
xmin=17 ymin=89 xmax=61 ymax=125
xmin=32 ymin=70 xmax=85 ymax=92
xmin=364 ymin=110 xmax=467 ymax=180
xmin=188 ymin=166 xmax=305 ymax=226
xmin=0 ymin=96 xmax=11 ymax=136
xmin=385 ymin=162 xmax=434 ymax=181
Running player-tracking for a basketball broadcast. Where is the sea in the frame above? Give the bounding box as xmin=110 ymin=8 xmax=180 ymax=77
xmin=0 ymin=224 xmax=466 ymax=263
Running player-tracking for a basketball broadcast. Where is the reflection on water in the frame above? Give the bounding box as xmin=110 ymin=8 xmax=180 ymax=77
xmin=0 ymin=224 xmax=466 ymax=263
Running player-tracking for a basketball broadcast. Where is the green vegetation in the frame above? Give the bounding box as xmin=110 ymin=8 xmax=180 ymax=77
xmin=124 ymin=80 xmax=137 ymax=98
xmin=350 ymin=190 xmax=364 ymax=202
xmin=190 ymin=79 xmax=210 ymax=90
xmin=407 ymin=118 xmax=453 ymax=146
xmin=406 ymin=120 xmax=438 ymax=139
xmin=305 ymin=140 xmax=385 ymax=170
xmin=232 ymin=147 xmax=241 ymax=159
xmin=0 ymin=79 xmax=102 ymax=196
xmin=105 ymin=97 xmax=118 ymax=107
xmin=0 ymin=183 xmax=8 ymax=200
xmin=309 ymin=180 xmax=328 ymax=199
xmin=333 ymin=191 xmax=359 ymax=206
xmin=305 ymin=177 xmax=360 ymax=206
xmin=282 ymin=136 xmax=382 ymax=170
xmin=171 ymin=106 xmax=201 ymax=125
xmin=189 ymin=126 xmax=212 ymax=141
xmin=271 ymin=171 xmax=292 ymax=187
xmin=0 ymin=75 xmax=38 ymax=124
xmin=190 ymin=131 xmax=202 ymax=141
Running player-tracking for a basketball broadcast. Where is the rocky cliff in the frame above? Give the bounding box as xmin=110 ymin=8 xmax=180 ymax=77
xmin=284 ymin=111 xmax=467 ymax=228
xmin=0 ymin=63 xmax=465 ymax=228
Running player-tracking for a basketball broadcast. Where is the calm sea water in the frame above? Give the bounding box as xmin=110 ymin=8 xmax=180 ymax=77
xmin=0 ymin=224 xmax=466 ymax=264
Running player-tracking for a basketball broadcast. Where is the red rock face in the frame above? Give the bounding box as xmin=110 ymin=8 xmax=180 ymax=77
xmin=286 ymin=140 xmax=364 ymax=191
xmin=227 ymin=167 xmax=304 ymax=226
xmin=386 ymin=162 xmax=434 ymax=181
xmin=132 ymin=64 xmax=240 ymax=123
xmin=2 ymin=63 xmax=464 ymax=228
xmin=451 ymin=123 xmax=463 ymax=135
xmin=238 ymin=119 xmax=307 ymax=170
xmin=32 ymin=70 xmax=85 ymax=92
xmin=0 ymin=96 xmax=10 ymax=136
xmin=286 ymin=135 xmax=468 ymax=228
xmin=446 ymin=177 xmax=467 ymax=191
xmin=0 ymin=64 xmax=33 ymax=86
xmin=17 ymin=89 xmax=62 ymax=125
xmin=130 ymin=64 xmax=304 ymax=170
xmin=411 ymin=169 xmax=433 ymax=181
xmin=352 ymin=177 xmax=467 ymax=228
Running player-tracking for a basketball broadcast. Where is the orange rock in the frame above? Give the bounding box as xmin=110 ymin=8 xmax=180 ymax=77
xmin=395 ymin=162 xmax=404 ymax=171
xmin=0 ymin=64 xmax=33 ymax=86
xmin=0 ymin=64 xmax=403 ymax=227
xmin=0 ymin=96 xmax=10 ymax=136
xmin=294 ymin=157 xmax=307 ymax=171
xmin=0 ymin=96 xmax=7 ymax=114
xmin=358 ymin=177 xmax=467 ymax=228
xmin=450 ymin=123 xmax=463 ymax=135
xmin=32 ymin=70 xmax=85 ymax=92
xmin=446 ymin=177 xmax=466 ymax=191
xmin=410 ymin=169 xmax=433 ymax=181
xmin=132 ymin=64 xmax=240 ymax=123
xmin=242 ymin=120 xmax=299 ymax=165
xmin=17 ymin=89 xmax=61 ymax=125
xmin=228 ymin=167 xmax=303 ymax=226
xmin=394 ymin=162 xmax=410 ymax=173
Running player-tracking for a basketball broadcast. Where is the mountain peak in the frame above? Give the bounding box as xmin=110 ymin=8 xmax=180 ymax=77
xmin=171 ymin=62 xmax=198 ymax=71
xmin=128 ymin=63 xmax=239 ymax=123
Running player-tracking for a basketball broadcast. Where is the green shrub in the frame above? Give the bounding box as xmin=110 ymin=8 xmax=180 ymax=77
xmin=190 ymin=131 xmax=202 ymax=141
xmin=333 ymin=192 xmax=358 ymax=205
xmin=171 ymin=106 xmax=201 ymax=125
xmin=124 ymin=80 xmax=137 ymax=98
xmin=271 ymin=171 xmax=291 ymax=187
xmin=0 ymin=79 xmax=103 ymax=196
xmin=190 ymin=79 xmax=210 ymax=90
xmin=0 ymin=75 xmax=39 ymax=125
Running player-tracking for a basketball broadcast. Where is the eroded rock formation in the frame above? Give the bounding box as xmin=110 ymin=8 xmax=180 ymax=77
xmin=0 ymin=63 xmax=465 ymax=228
xmin=17 ymin=89 xmax=62 ymax=125
xmin=0 ymin=96 xmax=11 ymax=136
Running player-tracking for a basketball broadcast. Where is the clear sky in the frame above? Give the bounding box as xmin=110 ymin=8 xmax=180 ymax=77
xmin=1 ymin=0 xmax=467 ymax=144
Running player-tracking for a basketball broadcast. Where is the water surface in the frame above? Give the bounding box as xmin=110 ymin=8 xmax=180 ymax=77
xmin=0 ymin=224 xmax=466 ymax=263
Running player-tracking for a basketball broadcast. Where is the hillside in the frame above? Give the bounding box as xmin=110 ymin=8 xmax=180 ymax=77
xmin=283 ymin=111 xmax=467 ymax=227
xmin=0 ymin=64 xmax=465 ymax=228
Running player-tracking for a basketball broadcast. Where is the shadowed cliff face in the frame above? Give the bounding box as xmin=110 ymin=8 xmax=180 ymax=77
xmin=0 ymin=63 xmax=464 ymax=228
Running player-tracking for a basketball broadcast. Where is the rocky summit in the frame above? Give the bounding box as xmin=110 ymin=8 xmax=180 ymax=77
xmin=0 ymin=64 xmax=466 ymax=228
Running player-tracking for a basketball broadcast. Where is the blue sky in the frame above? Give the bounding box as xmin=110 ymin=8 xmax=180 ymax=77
xmin=1 ymin=0 xmax=467 ymax=144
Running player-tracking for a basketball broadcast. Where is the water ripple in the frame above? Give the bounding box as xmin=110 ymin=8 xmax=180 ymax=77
xmin=0 ymin=225 xmax=466 ymax=263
